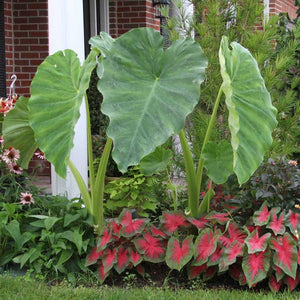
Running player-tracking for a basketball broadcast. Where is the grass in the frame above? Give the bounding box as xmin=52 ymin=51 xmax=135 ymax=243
xmin=1 ymin=275 xmax=300 ymax=300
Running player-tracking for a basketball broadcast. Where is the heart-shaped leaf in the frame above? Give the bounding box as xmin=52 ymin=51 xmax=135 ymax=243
xmin=219 ymin=36 xmax=277 ymax=184
xmin=99 ymin=27 xmax=207 ymax=172
xmin=166 ymin=235 xmax=194 ymax=271
xmin=28 ymin=49 xmax=98 ymax=178
xmin=140 ymin=146 xmax=173 ymax=176
xmin=202 ymin=140 xmax=233 ymax=184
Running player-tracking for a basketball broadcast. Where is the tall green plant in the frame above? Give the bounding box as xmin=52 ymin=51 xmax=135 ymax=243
xmin=3 ymin=27 xmax=277 ymax=228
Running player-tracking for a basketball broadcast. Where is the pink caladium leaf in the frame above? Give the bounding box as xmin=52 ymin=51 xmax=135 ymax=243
xmin=266 ymin=208 xmax=285 ymax=236
xmin=98 ymin=261 xmax=109 ymax=283
xmin=245 ymin=230 xmax=271 ymax=254
xmin=161 ymin=212 xmax=189 ymax=235
xmin=119 ymin=209 xmax=148 ymax=237
xmin=114 ymin=246 xmax=130 ymax=274
xmin=149 ymin=224 xmax=167 ymax=238
xmin=188 ymin=215 xmax=209 ymax=230
xmin=207 ymin=245 xmax=224 ymax=267
xmin=134 ymin=232 xmax=166 ymax=263
xmin=219 ymin=241 xmax=244 ymax=272
xmin=219 ymin=221 xmax=247 ymax=247
xmin=269 ymin=275 xmax=282 ymax=292
xmin=271 ymin=233 xmax=298 ymax=279
xmin=129 ymin=248 xmax=142 ymax=266
xmin=253 ymin=202 xmax=271 ymax=226
xmin=102 ymin=248 xmax=117 ymax=273
xmin=205 ymin=211 xmax=230 ymax=224
xmin=194 ymin=228 xmax=219 ymax=266
xmin=111 ymin=221 xmax=122 ymax=238
xmin=188 ymin=264 xmax=207 ymax=280
xmin=242 ymin=249 xmax=271 ymax=287
xmin=86 ymin=246 xmax=104 ymax=266
xmin=285 ymin=210 xmax=300 ymax=237
xmin=166 ymin=235 xmax=194 ymax=271
xmin=285 ymin=275 xmax=300 ymax=292
xmin=97 ymin=226 xmax=112 ymax=250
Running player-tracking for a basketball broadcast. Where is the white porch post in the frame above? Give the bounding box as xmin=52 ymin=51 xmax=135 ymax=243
xmin=48 ymin=0 xmax=88 ymax=198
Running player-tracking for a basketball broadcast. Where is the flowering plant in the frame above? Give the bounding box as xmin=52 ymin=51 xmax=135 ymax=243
xmin=3 ymin=28 xmax=277 ymax=233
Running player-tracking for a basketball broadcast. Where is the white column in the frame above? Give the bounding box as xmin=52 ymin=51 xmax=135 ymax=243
xmin=48 ymin=0 xmax=88 ymax=199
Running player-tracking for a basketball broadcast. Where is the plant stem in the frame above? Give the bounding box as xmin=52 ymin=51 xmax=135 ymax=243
xmin=196 ymin=86 xmax=223 ymax=201
xmin=93 ymin=138 xmax=113 ymax=234
xmin=178 ymin=129 xmax=198 ymax=217
xmin=84 ymin=94 xmax=95 ymax=196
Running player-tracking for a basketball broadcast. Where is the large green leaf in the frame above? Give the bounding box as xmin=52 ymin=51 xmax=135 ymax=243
xmin=202 ymin=140 xmax=233 ymax=184
xmin=98 ymin=27 xmax=207 ymax=172
xmin=28 ymin=49 xmax=98 ymax=178
xmin=219 ymin=36 xmax=277 ymax=184
xmin=3 ymin=97 xmax=37 ymax=168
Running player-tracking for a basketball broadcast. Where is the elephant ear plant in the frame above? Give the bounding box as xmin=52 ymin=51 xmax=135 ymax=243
xmin=3 ymin=28 xmax=277 ymax=234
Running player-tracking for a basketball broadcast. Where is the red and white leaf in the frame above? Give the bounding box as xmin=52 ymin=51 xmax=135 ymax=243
xmin=220 ymin=241 xmax=243 ymax=271
xmin=269 ymin=275 xmax=282 ymax=292
xmin=271 ymin=233 xmax=298 ymax=279
xmin=114 ymin=246 xmax=130 ymax=274
xmin=119 ymin=209 xmax=148 ymax=237
xmin=194 ymin=228 xmax=219 ymax=266
xmin=134 ymin=232 xmax=165 ymax=263
xmin=97 ymin=227 xmax=112 ymax=250
xmin=242 ymin=249 xmax=271 ymax=287
xmin=166 ymin=235 xmax=194 ymax=271
xmin=266 ymin=208 xmax=285 ymax=236
xmin=129 ymin=248 xmax=142 ymax=266
xmin=98 ymin=261 xmax=109 ymax=283
xmin=86 ymin=246 xmax=104 ymax=266
xmin=245 ymin=230 xmax=271 ymax=254
xmin=219 ymin=221 xmax=247 ymax=247
xmin=253 ymin=202 xmax=271 ymax=226
xmin=205 ymin=211 xmax=230 ymax=224
xmin=161 ymin=212 xmax=189 ymax=234
xmin=286 ymin=210 xmax=300 ymax=237
xmin=111 ymin=221 xmax=122 ymax=238
xmin=188 ymin=264 xmax=207 ymax=280
xmin=207 ymin=245 xmax=224 ymax=266
xmin=102 ymin=248 xmax=117 ymax=273
xmin=285 ymin=275 xmax=299 ymax=291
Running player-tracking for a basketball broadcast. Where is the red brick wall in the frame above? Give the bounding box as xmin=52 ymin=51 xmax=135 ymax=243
xmin=4 ymin=0 xmax=13 ymax=97
xmin=269 ymin=0 xmax=297 ymax=19
xmin=4 ymin=0 xmax=48 ymax=97
xmin=109 ymin=0 xmax=160 ymax=37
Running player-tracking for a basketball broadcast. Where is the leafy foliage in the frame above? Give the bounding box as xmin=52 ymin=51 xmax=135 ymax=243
xmin=88 ymin=206 xmax=300 ymax=291
xmin=0 ymin=194 xmax=94 ymax=281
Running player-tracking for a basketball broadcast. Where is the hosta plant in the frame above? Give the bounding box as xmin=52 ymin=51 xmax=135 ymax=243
xmin=89 ymin=207 xmax=300 ymax=291
xmin=3 ymin=27 xmax=277 ymax=232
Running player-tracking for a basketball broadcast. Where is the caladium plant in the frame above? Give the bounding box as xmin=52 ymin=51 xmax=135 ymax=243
xmin=87 ymin=206 xmax=300 ymax=291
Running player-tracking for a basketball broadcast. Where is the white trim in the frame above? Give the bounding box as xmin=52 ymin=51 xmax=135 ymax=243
xmin=48 ymin=0 xmax=88 ymax=199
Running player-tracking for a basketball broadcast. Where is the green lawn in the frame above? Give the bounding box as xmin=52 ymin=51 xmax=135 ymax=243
xmin=1 ymin=275 xmax=300 ymax=300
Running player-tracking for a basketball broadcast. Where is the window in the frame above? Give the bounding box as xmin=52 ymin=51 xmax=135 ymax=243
xmin=83 ymin=0 xmax=109 ymax=57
